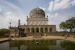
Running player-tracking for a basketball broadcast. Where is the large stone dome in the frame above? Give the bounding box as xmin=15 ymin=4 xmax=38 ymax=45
xmin=30 ymin=8 xmax=45 ymax=18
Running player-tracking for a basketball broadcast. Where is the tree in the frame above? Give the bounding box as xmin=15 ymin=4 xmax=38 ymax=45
xmin=0 ymin=29 xmax=9 ymax=33
xmin=66 ymin=17 xmax=75 ymax=32
xmin=59 ymin=17 xmax=75 ymax=32
xmin=59 ymin=22 xmax=67 ymax=31
xmin=0 ymin=29 xmax=10 ymax=37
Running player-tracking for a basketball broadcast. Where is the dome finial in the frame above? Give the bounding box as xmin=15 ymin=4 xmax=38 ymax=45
xmin=27 ymin=16 xmax=28 ymax=18
xmin=47 ymin=15 xmax=48 ymax=18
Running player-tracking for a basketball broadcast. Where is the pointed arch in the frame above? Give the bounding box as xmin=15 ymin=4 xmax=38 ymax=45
xmin=31 ymin=28 xmax=34 ymax=33
xmin=27 ymin=28 xmax=30 ymax=33
xmin=36 ymin=28 xmax=39 ymax=33
xmin=45 ymin=27 xmax=48 ymax=32
xmin=50 ymin=28 xmax=52 ymax=32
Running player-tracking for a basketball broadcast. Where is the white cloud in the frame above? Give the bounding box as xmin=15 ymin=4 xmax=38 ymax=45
xmin=48 ymin=1 xmax=54 ymax=11
xmin=0 ymin=12 xmax=26 ymax=28
xmin=5 ymin=12 xmax=12 ymax=15
xmin=54 ymin=13 xmax=58 ymax=16
xmin=48 ymin=22 xmax=55 ymax=25
xmin=71 ymin=0 xmax=75 ymax=6
xmin=47 ymin=13 xmax=58 ymax=19
xmin=0 ymin=7 xmax=2 ymax=11
xmin=0 ymin=1 xmax=27 ymax=28
xmin=3 ymin=1 xmax=24 ymax=12
xmin=48 ymin=0 xmax=75 ymax=11
xmin=40 ymin=7 xmax=46 ymax=10
xmin=54 ymin=0 xmax=70 ymax=10
xmin=55 ymin=0 xmax=60 ymax=3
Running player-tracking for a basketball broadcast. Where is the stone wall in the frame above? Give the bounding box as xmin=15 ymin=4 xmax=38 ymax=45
xmin=26 ymin=32 xmax=75 ymax=37
xmin=10 ymin=27 xmax=19 ymax=37
xmin=46 ymin=32 xmax=75 ymax=36
xmin=27 ymin=18 xmax=48 ymax=25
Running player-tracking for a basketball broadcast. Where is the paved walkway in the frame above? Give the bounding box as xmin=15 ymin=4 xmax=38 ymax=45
xmin=0 ymin=38 xmax=9 ymax=42
xmin=14 ymin=36 xmax=75 ymax=42
xmin=0 ymin=36 xmax=75 ymax=42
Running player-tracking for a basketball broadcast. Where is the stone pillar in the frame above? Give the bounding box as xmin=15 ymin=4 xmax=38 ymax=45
xmin=35 ymin=28 xmax=36 ymax=33
xmin=30 ymin=27 xmax=31 ymax=33
xmin=43 ymin=28 xmax=45 ymax=33
xmin=48 ymin=28 xmax=49 ymax=33
xmin=39 ymin=27 xmax=40 ymax=33
xmin=52 ymin=28 xmax=54 ymax=32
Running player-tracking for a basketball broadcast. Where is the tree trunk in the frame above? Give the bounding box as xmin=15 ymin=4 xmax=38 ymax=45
xmin=70 ymin=28 xmax=72 ymax=32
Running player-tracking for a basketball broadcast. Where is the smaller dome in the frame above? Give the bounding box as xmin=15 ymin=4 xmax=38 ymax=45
xmin=30 ymin=8 xmax=45 ymax=18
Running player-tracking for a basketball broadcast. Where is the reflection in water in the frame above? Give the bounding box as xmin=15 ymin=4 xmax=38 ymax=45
xmin=0 ymin=40 xmax=75 ymax=50
xmin=49 ymin=40 xmax=66 ymax=50
xmin=10 ymin=47 xmax=18 ymax=50
xmin=9 ymin=40 xmax=56 ymax=50
xmin=0 ymin=42 xmax=10 ymax=50
xmin=60 ymin=41 xmax=75 ymax=50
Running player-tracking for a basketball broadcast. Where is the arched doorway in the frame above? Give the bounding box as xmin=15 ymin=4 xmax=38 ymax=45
xmin=36 ymin=28 xmax=39 ymax=33
xmin=31 ymin=28 xmax=34 ymax=33
xmin=45 ymin=28 xmax=48 ymax=32
xmin=40 ymin=28 xmax=43 ymax=33
xmin=50 ymin=28 xmax=52 ymax=32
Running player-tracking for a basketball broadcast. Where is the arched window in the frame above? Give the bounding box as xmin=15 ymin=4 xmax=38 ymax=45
xmin=36 ymin=28 xmax=39 ymax=33
xmin=50 ymin=28 xmax=52 ymax=32
xmin=40 ymin=28 xmax=43 ymax=33
xmin=31 ymin=28 xmax=34 ymax=33
xmin=45 ymin=28 xmax=48 ymax=32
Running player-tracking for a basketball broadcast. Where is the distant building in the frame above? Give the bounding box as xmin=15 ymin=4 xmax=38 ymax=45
xmin=10 ymin=7 xmax=56 ymax=37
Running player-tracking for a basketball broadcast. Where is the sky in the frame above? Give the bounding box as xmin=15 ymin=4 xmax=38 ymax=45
xmin=0 ymin=0 xmax=75 ymax=31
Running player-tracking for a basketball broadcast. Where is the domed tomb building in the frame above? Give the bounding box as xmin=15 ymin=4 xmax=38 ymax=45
xmin=27 ymin=8 xmax=48 ymax=25
xmin=10 ymin=7 xmax=56 ymax=37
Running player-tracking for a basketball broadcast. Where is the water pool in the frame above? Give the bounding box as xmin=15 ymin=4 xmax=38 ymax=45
xmin=0 ymin=39 xmax=75 ymax=50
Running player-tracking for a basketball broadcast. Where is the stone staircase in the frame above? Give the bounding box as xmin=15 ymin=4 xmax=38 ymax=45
xmin=33 ymin=33 xmax=42 ymax=38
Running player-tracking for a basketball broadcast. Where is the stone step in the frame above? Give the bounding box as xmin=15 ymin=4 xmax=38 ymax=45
xmin=33 ymin=33 xmax=42 ymax=38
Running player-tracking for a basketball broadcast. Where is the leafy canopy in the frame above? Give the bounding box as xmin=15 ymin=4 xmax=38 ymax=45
xmin=59 ymin=17 xmax=75 ymax=32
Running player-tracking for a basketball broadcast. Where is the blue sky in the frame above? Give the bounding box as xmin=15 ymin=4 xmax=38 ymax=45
xmin=0 ymin=0 xmax=75 ymax=31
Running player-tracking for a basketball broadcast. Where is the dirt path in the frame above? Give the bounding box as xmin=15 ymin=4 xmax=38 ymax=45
xmin=0 ymin=38 xmax=9 ymax=41
xmin=13 ymin=36 xmax=75 ymax=42
xmin=0 ymin=36 xmax=75 ymax=42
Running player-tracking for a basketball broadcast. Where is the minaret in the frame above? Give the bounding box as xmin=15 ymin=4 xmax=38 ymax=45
xmin=9 ymin=22 xmax=11 ymax=28
xmin=18 ymin=19 xmax=20 ymax=26
xmin=37 ymin=6 xmax=38 ymax=8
